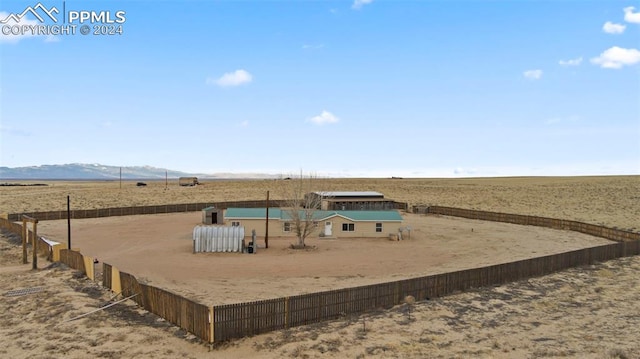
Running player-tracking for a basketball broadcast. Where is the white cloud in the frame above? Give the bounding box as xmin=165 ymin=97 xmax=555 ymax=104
xmin=523 ymin=69 xmax=543 ymax=80
xmin=603 ymin=21 xmax=626 ymax=34
xmin=591 ymin=46 xmax=640 ymax=69
xmin=207 ymin=69 xmax=253 ymax=87
xmin=302 ymin=44 xmax=324 ymax=50
xmin=308 ymin=111 xmax=340 ymax=125
xmin=352 ymin=0 xmax=373 ymax=10
xmin=624 ymin=6 xmax=640 ymax=24
xmin=558 ymin=57 xmax=583 ymax=66
xmin=0 ymin=124 xmax=31 ymax=136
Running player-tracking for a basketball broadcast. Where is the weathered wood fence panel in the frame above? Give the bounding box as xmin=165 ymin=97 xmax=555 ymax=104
xmin=103 ymin=263 xmax=113 ymax=289
xmin=0 ymin=217 xmax=23 ymax=236
xmin=59 ymin=249 xmax=86 ymax=273
xmin=5 ymin=206 xmax=639 ymax=345
xmin=414 ymin=206 xmax=640 ymax=242
xmin=213 ymin=298 xmax=286 ymax=341
xmin=113 ymin=269 xmax=211 ymax=342
xmin=8 ymin=199 xmax=410 ymax=222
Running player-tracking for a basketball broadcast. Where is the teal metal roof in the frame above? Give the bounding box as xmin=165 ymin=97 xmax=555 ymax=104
xmin=335 ymin=210 xmax=403 ymax=221
xmin=225 ymin=208 xmax=283 ymax=218
xmin=225 ymin=208 xmax=402 ymax=222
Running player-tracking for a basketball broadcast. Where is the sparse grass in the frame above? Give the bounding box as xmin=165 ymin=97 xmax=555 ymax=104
xmin=597 ymin=268 xmax=615 ymax=278
xmin=289 ymin=344 xmax=308 ymax=358
xmin=2 ymin=176 xmax=638 ymax=229
xmin=608 ymin=348 xmax=631 ymax=359
xmin=111 ymin=332 xmax=127 ymax=342
xmin=1 ymin=177 xmax=639 ymax=358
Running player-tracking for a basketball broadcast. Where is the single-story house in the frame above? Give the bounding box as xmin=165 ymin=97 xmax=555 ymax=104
xmin=305 ymin=191 xmax=398 ymax=211
xmin=224 ymin=208 xmax=403 ymax=238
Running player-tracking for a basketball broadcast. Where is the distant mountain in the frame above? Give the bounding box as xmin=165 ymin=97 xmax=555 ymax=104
xmin=0 ymin=163 xmax=282 ymax=180
xmin=0 ymin=164 xmax=195 ymax=180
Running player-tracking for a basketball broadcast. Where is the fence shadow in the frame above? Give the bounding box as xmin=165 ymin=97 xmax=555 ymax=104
xmin=1 ymin=204 xmax=638 ymax=344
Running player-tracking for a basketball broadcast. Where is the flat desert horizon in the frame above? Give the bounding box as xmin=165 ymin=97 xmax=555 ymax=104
xmin=1 ymin=175 xmax=639 ymax=358
xmin=2 ymin=175 xmax=638 ymax=229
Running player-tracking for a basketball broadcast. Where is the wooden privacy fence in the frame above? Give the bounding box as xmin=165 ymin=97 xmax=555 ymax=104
xmin=6 ymin=200 xmax=288 ymax=221
xmin=0 ymin=217 xmax=63 ymax=263
xmin=0 ymin=217 xmax=23 ymax=237
xmin=101 ymin=238 xmax=640 ymax=344
xmin=210 ymin=240 xmax=640 ymax=342
xmin=103 ymin=263 xmax=213 ymax=343
xmin=59 ymin=248 xmax=95 ymax=280
xmin=7 ymin=200 xmax=409 ymax=222
xmin=3 ymin=208 xmax=639 ymax=344
xmin=413 ymin=206 xmax=640 ymax=242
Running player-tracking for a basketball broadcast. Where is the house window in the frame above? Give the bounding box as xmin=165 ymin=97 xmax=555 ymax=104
xmin=342 ymin=223 xmax=355 ymax=232
xmin=283 ymin=222 xmax=291 ymax=232
xmin=376 ymin=223 xmax=383 ymax=232
xmin=231 ymin=221 xmax=240 ymax=227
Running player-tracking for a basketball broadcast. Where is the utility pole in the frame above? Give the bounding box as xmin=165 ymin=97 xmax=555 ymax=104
xmin=265 ymin=191 xmax=269 ymax=249
xmin=67 ymin=195 xmax=71 ymax=250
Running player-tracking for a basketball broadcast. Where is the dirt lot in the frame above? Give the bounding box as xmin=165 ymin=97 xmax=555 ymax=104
xmin=1 ymin=232 xmax=639 ymax=359
xmin=35 ymin=212 xmax=614 ymax=305
xmin=2 ymin=176 xmax=638 ymax=230
xmin=1 ymin=176 xmax=639 ymax=358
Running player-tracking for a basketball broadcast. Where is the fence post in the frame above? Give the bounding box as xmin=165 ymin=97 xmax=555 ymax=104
xmin=32 ymin=222 xmax=38 ymax=270
xmin=22 ymin=219 xmax=27 ymax=264
xmin=209 ymin=306 xmax=215 ymax=345
xmin=284 ymin=297 xmax=290 ymax=329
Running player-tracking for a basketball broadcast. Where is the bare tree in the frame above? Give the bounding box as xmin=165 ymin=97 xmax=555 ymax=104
xmin=277 ymin=171 xmax=327 ymax=248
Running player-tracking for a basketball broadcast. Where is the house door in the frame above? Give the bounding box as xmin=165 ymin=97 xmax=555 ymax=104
xmin=324 ymin=221 xmax=332 ymax=236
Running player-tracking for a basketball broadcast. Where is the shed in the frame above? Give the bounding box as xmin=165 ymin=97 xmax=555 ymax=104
xmin=202 ymin=206 xmax=223 ymax=225
xmin=193 ymin=225 xmax=245 ymax=253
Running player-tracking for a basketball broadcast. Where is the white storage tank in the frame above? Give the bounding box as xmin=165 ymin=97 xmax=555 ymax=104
xmin=193 ymin=225 xmax=245 ymax=253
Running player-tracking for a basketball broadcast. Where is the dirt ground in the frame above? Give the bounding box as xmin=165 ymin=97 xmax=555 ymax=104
xmin=1 ymin=231 xmax=639 ymax=359
xmin=2 ymin=176 xmax=638 ymax=230
xmin=35 ymin=212 xmax=613 ymax=305
xmin=1 ymin=176 xmax=639 ymax=358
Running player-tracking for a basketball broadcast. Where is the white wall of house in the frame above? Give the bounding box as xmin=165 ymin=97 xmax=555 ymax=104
xmin=224 ymin=217 xmax=400 ymax=239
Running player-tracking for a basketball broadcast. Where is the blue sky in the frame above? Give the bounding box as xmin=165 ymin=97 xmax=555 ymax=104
xmin=1 ymin=0 xmax=639 ymax=177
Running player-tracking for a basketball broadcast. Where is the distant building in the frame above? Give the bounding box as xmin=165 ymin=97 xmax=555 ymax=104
xmin=305 ymin=191 xmax=398 ymax=211
xmin=179 ymin=177 xmax=199 ymax=186
xmin=223 ymin=207 xmax=403 ymax=238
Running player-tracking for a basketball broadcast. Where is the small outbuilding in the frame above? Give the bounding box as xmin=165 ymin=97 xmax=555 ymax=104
xmin=193 ymin=225 xmax=244 ymax=253
xmin=305 ymin=191 xmax=398 ymax=211
xmin=179 ymin=177 xmax=199 ymax=186
xmin=202 ymin=206 xmax=223 ymax=225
